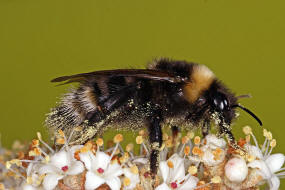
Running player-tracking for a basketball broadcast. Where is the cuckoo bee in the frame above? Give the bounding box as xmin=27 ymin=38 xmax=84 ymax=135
xmin=46 ymin=58 xmax=262 ymax=174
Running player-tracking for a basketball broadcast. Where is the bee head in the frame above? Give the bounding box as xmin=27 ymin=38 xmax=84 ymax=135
xmin=211 ymin=91 xmax=230 ymax=112
xmin=206 ymin=89 xmax=235 ymax=125
xmin=206 ymin=82 xmax=262 ymax=126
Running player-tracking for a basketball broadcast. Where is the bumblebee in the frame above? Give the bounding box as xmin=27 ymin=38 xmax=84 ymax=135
xmin=46 ymin=58 xmax=262 ymax=174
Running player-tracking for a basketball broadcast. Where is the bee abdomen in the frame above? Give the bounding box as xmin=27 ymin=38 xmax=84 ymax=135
xmin=46 ymin=85 xmax=99 ymax=134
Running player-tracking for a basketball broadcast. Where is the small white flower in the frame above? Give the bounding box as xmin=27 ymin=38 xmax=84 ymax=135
xmin=156 ymin=153 xmax=198 ymax=190
xmin=123 ymin=167 xmax=140 ymax=190
xmin=248 ymin=153 xmax=285 ymax=190
xmin=188 ymin=135 xmax=227 ymax=167
xmin=225 ymin=157 xmax=248 ymax=182
xmin=203 ymin=134 xmax=227 ymax=150
xmin=80 ymin=150 xmax=123 ymax=190
xmin=25 ymin=162 xmax=44 ymax=188
xmin=38 ymin=149 xmax=84 ymax=190
xmin=245 ymin=127 xmax=285 ymax=190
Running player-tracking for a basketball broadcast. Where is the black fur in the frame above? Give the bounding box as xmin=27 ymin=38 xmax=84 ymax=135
xmin=47 ymin=58 xmax=248 ymax=175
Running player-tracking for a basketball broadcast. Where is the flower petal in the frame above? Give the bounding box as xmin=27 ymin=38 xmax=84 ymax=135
xmin=132 ymin=157 xmax=148 ymax=164
xmin=27 ymin=162 xmax=43 ymax=176
xmin=201 ymin=148 xmax=222 ymax=166
xmin=265 ymin=153 xmax=285 ymax=173
xmin=225 ymin=157 xmax=248 ymax=182
xmin=106 ymin=177 xmax=121 ymax=190
xmin=269 ymin=175 xmax=280 ymax=190
xmin=248 ymin=160 xmax=271 ymax=179
xmin=38 ymin=164 xmax=61 ymax=175
xmin=85 ymin=171 xmax=105 ymax=190
xmin=70 ymin=145 xmax=83 ymax=155
xmin=155 ymin=183 xmax=171 ymax=190
xmin=105 ymin=163 xmax=123 ymax=178
xmin=244 ymin=144 xmax=263 ymax=159
xmin=42 ymin=174 xmax=63 ymax=190
xmin=79 ymin=151 xmax=96 ymax=171
xmin=123 ymin=168 xmax=140 ymax=189
xmin=159 ymin=161 xmax=169 ymax=182
xmin=178 ymin=175 xmax=199 ymax=190
xmin=50 ymin=150 xmax=71 ymax=169
xmin=168 ymin=154 xmax=185 ymax=182
xmin=205 ymin=134 xmax=226 ymax=149
xmin=92 ymin=151 xmax=110 ymax=171
xmin=22 ymin=184 xmax=38 ymax=190
xmin=66 ymin=160 xmax=84 ymax=175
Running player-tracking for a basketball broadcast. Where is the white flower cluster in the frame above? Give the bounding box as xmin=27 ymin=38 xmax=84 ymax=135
xmin=1 ymin=126 xmax=285 ymax=190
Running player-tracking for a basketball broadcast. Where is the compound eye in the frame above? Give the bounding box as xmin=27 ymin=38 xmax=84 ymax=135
xmin=223 ymin=99 xmax=229 ymax=110
xmin=212 ymin=93 xmax=228 ymax=111
xmin=219 ymin=101 xmax=225 ymax=110
xmin=213 ymin=99 xmax=219 ymax=107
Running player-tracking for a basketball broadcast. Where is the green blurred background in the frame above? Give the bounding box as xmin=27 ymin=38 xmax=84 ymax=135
xmin=0 ymin=0 xmax=284 ymax=166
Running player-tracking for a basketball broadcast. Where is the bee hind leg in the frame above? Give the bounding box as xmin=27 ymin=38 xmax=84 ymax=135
xmin=147 ymin=109 xmax=163 ymax=178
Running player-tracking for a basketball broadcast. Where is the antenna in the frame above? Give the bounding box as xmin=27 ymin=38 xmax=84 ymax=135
xmin=232 ymin=104 xmax=262 ymax=126
xmin=236 ymin=94 xmax=252 ymax=99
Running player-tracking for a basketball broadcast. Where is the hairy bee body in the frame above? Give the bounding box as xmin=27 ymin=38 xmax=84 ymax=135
xmin=46 ymin=58 xmax=261 ymax=174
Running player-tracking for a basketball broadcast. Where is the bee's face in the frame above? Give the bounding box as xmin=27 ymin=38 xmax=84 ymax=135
xmin=208 ymin=91 xmax=236 ymax=125
xmin=211 ymin=92 xmax=230 ymax=112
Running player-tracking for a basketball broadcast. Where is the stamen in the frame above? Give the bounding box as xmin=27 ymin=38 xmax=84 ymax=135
xmin=37 ymin=132 xmax=54 ymax=154
xmin=118 ymin=144 xmax=125 ymax=154
xmin=126 ymin=143 xmax=134 ymax=152
xmin=109 ymin=143 xmax=119 ymax=161
xmin=123 ymin=177 xmax=131 ymax=186
xmin=249 ymin=132 xmax=259 ymax=148
xmin=211 ymin=176 xmax=222 ymax=183
xmin=114 ymin=134 xmax=123 ymax=143
xmin=276 ymin=172 xmax=285 ymax=177
xmin=262 ymin=138 xmax=268 ymax=152
xmin=188 ymin=166 xmax=197 ymax=175
xmin=179 ymin=143 xmax=186 ymax=156
xmin=264 ymin=139 xmax=270 ymax=156
xmin=66 ymin=128 xmax=75 ymax=144
xmin=275 ymin=167 xmax=285 ymax=173
xmin=242 ymin=126 xmax=252 ymax=135
xmin=96 ymin=138 xmax=104 ymax=147
xmin=167 ymin=161 xmax=174 ymax=168
xmin=38 ymin=147 xmax=48 ymax=157
xmin=61 ymin=128 xmax=76 ymax=151
xmin=130 ymin=165 xmax=139 ymax=174
xmin=6 ymin=167 xmax=26 ymax=180
xmin=187 ymin=132 xmax=195 ymax=139
xmin=184 ymin=146 xmax=191 ymax=156
xmin=194 ymin=136 xmax=201 ymax=145
xmin=194 ymin=181 xmax=210 ymax=189
xmin=141 ymin=143 xmax=149 ymax=155
xmin=19 ymin=160 xmax=41 ymax=163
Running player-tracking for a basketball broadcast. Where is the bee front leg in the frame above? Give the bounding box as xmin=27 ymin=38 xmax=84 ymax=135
xmin=219 ymin=123 xmax=241 ymax=150
xmin=147 ymin=109 xmax=163 ymax=176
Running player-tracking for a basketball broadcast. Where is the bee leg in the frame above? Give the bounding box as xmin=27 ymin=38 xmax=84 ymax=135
xmin=171 ymin=126 xmax=180 ymax=154
xmin=148 ymin=109 xmax=163 ymax=177
xmin=202 ymin=120 xmax=210 ymax=138
xmin=219 ymin=124 xmax=241 ymax=150
xmin=171 ymin=126 xmax=179 ymax=138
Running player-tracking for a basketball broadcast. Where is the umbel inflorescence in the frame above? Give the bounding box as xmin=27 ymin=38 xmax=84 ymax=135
xmin=1 ymin=126 xmax=285 ymax=190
